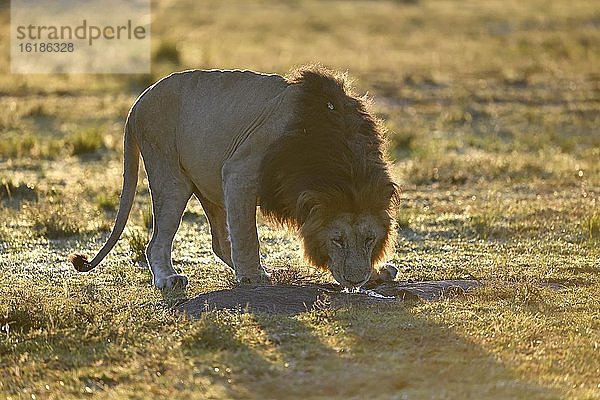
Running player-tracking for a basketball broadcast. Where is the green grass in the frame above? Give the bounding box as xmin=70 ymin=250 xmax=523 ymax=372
xmin=29 ymin=209 xmax=82 ymax=238
xmin=585 ymin=212 xmax=600 ymax=242
xmin=1 ymin=0 xmax=599 ymax=399
xmin=95 ymin=192 xmax=119 ymax=212
xmin=124 ymin=227 xmax=149 ymax=264
xmin=0 ymin=132 xmax=64 ymax=159
xmin=67 ymin=127 xmax=106 ymax=156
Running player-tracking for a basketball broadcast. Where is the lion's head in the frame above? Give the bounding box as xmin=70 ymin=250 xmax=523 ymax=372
xmin=259 ymin=65 xmax=399 ymax=289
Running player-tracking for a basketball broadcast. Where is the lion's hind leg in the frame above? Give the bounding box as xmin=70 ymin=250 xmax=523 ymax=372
xmin=145 ymin=167 xmax=193 ymax=291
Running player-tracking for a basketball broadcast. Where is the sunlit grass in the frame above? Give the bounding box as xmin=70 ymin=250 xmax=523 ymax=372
xmin=67 ymin=127 xmax=106 ymax=156
xmin=0 ymin=0 xmax=598 ymax=398
xmin=124 ymin=227 xmax=149 ymax=265
xmin=585 ymin=212 xmax=600 ymax=242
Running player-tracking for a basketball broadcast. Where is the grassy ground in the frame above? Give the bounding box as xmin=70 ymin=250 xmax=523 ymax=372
xmin=1 ymin=0 xmax=599 ymax=398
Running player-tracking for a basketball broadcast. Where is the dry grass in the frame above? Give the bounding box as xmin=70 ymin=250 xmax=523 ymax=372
xmin=0 ymin=0 xmax=599 ymax=399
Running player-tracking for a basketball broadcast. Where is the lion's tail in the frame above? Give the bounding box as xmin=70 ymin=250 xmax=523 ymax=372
xmin=68 ymin=122 xmax=140 ymax=272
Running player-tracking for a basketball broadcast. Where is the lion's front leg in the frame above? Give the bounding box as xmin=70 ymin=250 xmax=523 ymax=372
xmin=222 ymin=173 xmax=269 ymax=284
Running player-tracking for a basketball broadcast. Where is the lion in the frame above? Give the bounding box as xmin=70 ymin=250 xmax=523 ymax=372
xmin=68 ymin=65 xmax=399 ymax=290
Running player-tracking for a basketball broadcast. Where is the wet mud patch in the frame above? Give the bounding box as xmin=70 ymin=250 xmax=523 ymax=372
xmin=176 ymin=280 xmax=483 ymax=317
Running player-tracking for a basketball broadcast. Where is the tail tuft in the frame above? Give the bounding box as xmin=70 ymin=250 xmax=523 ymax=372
xmin=68 ymin=253 xmax=92 ymax=272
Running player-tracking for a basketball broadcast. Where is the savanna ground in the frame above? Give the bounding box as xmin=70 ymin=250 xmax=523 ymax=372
xmin=1 ymin=0 xmax=599 ymax=399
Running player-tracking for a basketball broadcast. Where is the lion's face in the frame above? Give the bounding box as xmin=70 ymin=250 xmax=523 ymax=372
xmin=302 ymin=212 xmax=389 ymax=289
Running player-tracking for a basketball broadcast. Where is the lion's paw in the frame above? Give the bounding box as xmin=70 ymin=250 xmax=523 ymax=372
xmin=365 ymin=263 xmax=399 ymax=288
xmin=236 ymin=270 xmax=271 ymax=285
xmin=377 ymin=263 xmax=399 ymax=282
xmin=155 ymin=274 xmax=189 ymax=291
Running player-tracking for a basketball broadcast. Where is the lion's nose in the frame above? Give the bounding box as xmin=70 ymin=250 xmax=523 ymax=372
xmin=343 ymin=271 xmax=371 ymax=287
xmin=344 ymin=278 xmax=365 ymax=286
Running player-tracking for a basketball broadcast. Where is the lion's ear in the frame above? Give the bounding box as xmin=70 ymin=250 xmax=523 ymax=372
xmin=295 ymin=190 xmax=321 ymax=223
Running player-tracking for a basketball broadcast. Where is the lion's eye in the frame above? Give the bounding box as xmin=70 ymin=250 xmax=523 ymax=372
xmin=332 ymin=237 xmax=344 ymax=248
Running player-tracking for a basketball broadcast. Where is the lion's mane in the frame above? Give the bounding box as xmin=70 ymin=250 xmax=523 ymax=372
xmin=258 ymin=65 xmax=399 ymax=268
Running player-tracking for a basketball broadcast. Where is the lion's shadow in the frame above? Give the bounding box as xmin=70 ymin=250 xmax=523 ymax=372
xmin=175 ymin=282 xmax=559 ymax=398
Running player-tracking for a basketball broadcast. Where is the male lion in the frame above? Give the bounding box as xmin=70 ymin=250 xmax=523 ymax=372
xmin=69 ymin=66 xmax=399 ymax=290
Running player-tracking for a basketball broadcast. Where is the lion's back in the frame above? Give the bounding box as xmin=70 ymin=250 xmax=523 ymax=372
xmin=130 ymin=69 xmax=288 ymax=135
